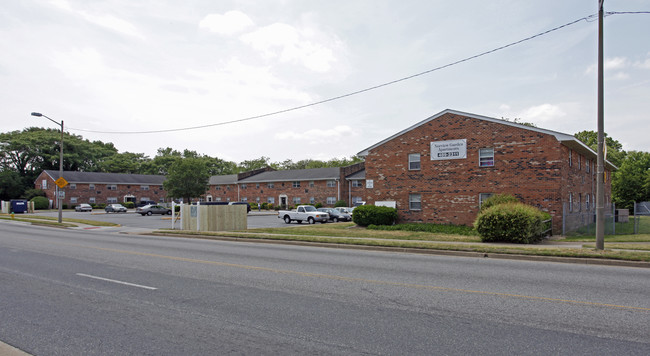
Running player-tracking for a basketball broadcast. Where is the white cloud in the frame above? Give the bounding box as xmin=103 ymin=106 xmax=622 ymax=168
xmin=634 ymin=53 xmax=650 ymax=69
xmin=50 ymin=0 xmax=145 ymax=39
xmin=274 ymin=125 xmax=357 ymax=143
xmin=199 ymin=10 xmax=254 ymax=35
xmin=239 ymin=22 xmax=339 ymax=72
xmin=519 ymin=104 xmax=566 ymax=123
xmin=585 ymin=57 xmax=630 ymax=75
xmin=499 ymin=104 xmax=511 ymax=111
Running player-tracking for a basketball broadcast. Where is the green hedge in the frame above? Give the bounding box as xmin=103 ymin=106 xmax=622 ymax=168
xmin=334 ymin=200 xmax=347 ymax=207
xmin=30 ymin=196 xmax=49 ymax=210
xmin=368 ymin=223 xmax=477 ymax=236
xmin=352 ymin=205 xmax=398 ymax=226
xmin=480 ymin=194 xmax=519 ymax=212
xmin=474 ymin=202 xmax=549 ymax=244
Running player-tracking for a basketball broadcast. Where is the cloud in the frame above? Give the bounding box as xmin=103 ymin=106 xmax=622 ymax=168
xmin=585 ymin=56 xmax=629 ymax=75
xmin=239 ymin=22 xmax=339 ymax=72
xmin=519 ymin=104 xmax=566 ymax=123
xmin=634 ymin=53 xmax=650 ymax=69
xmin=50 ymin=0 xmax=145 ymax=39
xmin=274 ymin=125 xmax=357 ymax=143
xmin=199 ymin=10 xmax=254 ymax=35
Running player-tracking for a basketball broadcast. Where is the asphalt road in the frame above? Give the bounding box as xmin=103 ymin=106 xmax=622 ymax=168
xmin=1 ymin=221 xmax=649 ymax=355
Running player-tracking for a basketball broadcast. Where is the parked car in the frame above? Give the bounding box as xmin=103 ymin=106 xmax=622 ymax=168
xmin=105 ymin=203 xmax=128 ymax=213
xmin=136 ymin=204 xmax=172 ymax=216
xmin=75 ymin=203 xmax=93 ymax=212
xmin=137 ymin=200 xmax=157 ymax=207
xmin=318 ymin=208 xmax=352 ymax=222
xmin=229 ymin=201 xmax=251 ymax=213
xmin=278 ymin=205 xmax=329 ymax=224
xmin=334 ymin=207 xmax=354 ymax=215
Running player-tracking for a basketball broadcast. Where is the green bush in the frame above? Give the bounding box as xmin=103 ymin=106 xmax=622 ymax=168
xmin=62 ymin=204 xmax=68 ymax=209
xmin=334 ymin=200 xmax=347 ymax=207
xmin=124 ymin=202 xmax=135 ymax=209
xmin=23 ymin=188 xmax=47 ymax=200
xmin=352 ymin=205 xmax=398 ymax=226
xmin=314 ymin=202 xmax=323 ymax=209
xmin=174 ymin=205 xmax=180 ymax=212
xmin=30 ymin=196 xmax=49 ymax=210
xmin=474 ymin=202 xmax=548 ymax=244
xmin=480 ymin=194 xmax=519 ymax=212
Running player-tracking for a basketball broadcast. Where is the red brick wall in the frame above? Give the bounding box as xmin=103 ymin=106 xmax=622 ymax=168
xmin=363 ymin=113 xmax=611 ymax=234
xmin=207 ymin=180 xmax=342 ymax=206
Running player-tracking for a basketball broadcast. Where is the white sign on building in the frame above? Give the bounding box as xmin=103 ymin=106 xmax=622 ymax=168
xmin=430 ymin=139 xmax=467 ymax=161
xmin=366 ymin=179 xmax=374 ymax=189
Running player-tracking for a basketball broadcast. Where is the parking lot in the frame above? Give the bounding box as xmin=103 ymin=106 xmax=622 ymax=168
xmin=29 ymin=210 xmax=294 ymax=230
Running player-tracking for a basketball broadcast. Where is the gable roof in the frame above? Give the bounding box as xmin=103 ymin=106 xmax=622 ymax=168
xmin=357 ymin=109 xmax=616 ymax=170
xmin=237 ymin=167 xmax=340 ymax=183
xmin=42 ymin=170 xmax=165 ymax=184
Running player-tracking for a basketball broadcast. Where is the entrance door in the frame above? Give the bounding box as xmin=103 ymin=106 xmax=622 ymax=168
xmin=279 ymin=195 xmax=288 ymax=209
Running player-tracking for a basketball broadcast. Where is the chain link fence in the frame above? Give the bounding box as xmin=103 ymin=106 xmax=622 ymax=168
xmin=562 ymin=202 xmax=650 ymax=236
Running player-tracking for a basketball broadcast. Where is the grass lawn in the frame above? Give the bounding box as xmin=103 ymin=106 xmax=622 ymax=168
xmin=0 ymin=214 xmax=119 ymax=227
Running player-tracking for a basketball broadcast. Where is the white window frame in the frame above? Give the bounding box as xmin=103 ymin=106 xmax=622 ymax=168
xmin=42 ymin=179 xmax=48 ymax=189
xmin=107 ymin=197 xmax=118 ymax=203
xmin=408 ymin=153 xmax=421 ymax=170
xmin=310 ymin=197 xmax=315 ymax=204
xmin=479 ymin=148 xmax=494 ymax=167
xmin=409 ymin=194 xmax=422 ymax=211
xmin=309 ymin=181 xmax=315 ymax=187
xmin=89 ymin=197 xmax=96 ymax=204
xmin=89 ymin=183 xmax=95 ymax=190
xmin=69 ymin=183 xmax=76 ymax=190
xmin=140 ymin=185 xmax=149 ymax=191
xmin=292 ymin=197 xmax=301 ymax=204
xmin=326 ymin=197 xmax=336 ymax=205
xmin=107 ymin=184 xmax=117 ymax=191
xmin=70 ymin=197 xmax=78 ymax=204
xmin=267 ymin=183 xmax=275 ymax=188
xmin=479 ymin=193 xmax=494 ymax=208
xmin=267 ymin=197 xmax=275 ymax=204
xmin=569 ymin=193 xmax=573 ymax=212
xmin=327 ymin=180 xmax=336 ymax=187
xmin=293 ymin=181 xmax=301 ymax=188
xmin=351 ymin=180 xmax=363 ymax=188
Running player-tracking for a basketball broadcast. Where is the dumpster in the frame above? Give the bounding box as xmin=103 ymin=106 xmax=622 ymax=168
xmin=11 ymin=199 xmax=28 ymax=213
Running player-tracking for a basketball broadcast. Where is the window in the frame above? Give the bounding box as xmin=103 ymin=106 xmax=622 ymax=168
xmin=578 ymin=155 xmax=581 ymax=170
xmin=585 ymin=194 xmax=590 ymax=211
xmin=479 ymin=148 xmax=494 ymax=167
xmin=226 ymin=197 xmax=231 ymax=202
xmin=569 ymin=193 xmax=573 ymax=212
xmin=141 ymin=185 xmax=149 ymax=191
xmin=586 ymin=159 xmax=590 ymax=173
xmin=351 ymin=180 xmax=363 ymax=188
xmin=267 ymin=183 xmax=275 ymax=188
xmin=352 ymin=196 xmax=363 ymax=204
xmin=141 ymin=197 xmax=149 ymax=202
xmin=42 ymin=179 xmax=48 ymax=189
xmin=70 ymin=197 xmax=78 ymax=204
xmin=215 ymin=197 xmax=222 ymax=202
xmin=256 ymin=183 xmax=260 ymax=189
xmin=327 ymin=180 xmax=336 ymax=187
xmin=409 ymin=194 xmax=422 ymax=210
xmin=69 ymin=183 xmax=76 ymax=190
xmin=293 ymin=181 xmax=301 ymax=188
xmin=215 ymin=186 xmax=221 ymax=190
xmin=256 ymin=197 xmax=260 ymax=203
xmin=310 ymin=197 xmax=315 ymax=204
xmin=89 ymin=197 xmax=96 ymax=204
xmin=241 ymin=184 xmax=247 ymax=189
xmin=569 ymin=149 xmax=573 ymax=167
xmin=408 ymin=153 xmax=421 ymax=170
xmin=326 ymin=197 xmax=336 ymax=205
xmin=309 ymin=181 xmax=315 ymax=187
xmin=107 ymin=184 xmax=117 ymax=190
xmin=89 ymin=184 xmax=95 ymax=190
xmin=479 ymin=193 xmax=494 ymax=208
xmin=267 ymin=197 xmax=275 ymax=204
xmin=241 ymin=197 xmax=248 ymax=202
xmin=107 ymin=197 xmax=118 ymax=203
xmin=293 ymin=197 xmax=301 ymax=204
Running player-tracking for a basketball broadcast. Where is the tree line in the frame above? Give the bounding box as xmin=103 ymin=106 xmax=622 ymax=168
xmin=0 ymin=127 xmax=362 ymax=201
xmin=1 ymin=127 xmax=648 ymax=209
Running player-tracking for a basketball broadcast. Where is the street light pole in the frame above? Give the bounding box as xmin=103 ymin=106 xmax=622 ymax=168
xmin=595 ymin=0 xmax=605 ymax=250
xmin=31 ymin=112 xmax=64 ymax=223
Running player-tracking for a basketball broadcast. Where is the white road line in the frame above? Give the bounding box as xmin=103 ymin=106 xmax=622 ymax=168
xmin=76 ymin=273 xmax=158 ymax=290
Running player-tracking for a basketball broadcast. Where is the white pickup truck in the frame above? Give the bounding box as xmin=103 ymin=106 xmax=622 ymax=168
xmin=278 ymin=205 xmax=329 ymax=224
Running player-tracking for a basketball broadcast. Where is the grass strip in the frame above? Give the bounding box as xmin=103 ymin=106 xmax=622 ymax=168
xmin=581 ymin=243 xmax=650 ymax=251
xmin=156 ymin=230 xmax=650 ymax=262
xmin=0 ymin=214 xmax=118 ymax=227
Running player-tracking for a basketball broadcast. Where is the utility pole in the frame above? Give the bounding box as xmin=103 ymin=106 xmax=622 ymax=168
xmin=595 ymin=0 xmax=605 ymax=250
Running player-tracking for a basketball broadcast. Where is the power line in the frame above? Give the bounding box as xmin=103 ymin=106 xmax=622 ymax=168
xmin=69 ymin=11 xmax=646 ymax=135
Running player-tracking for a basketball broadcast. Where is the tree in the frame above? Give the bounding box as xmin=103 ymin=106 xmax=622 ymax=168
xmin=238 ymin=156 xmax=272 ymax=172
xmin=100 ymin=152 xmax=150 ymax=174
xmin=140 ymin=147 xmax=183 ymax=175
xmin=0 ymin=170 xmax=23 ymax=200
xmin=163 ymin=157 xmax=210 ymax=202
xmin=611 ymin=151 xmax=650 ymax=209
xmin=574 ymin=130 xmax=626 ymax=168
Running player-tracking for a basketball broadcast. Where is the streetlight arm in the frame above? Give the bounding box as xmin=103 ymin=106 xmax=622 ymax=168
xmin=31 ymin=112 xmax=62 ymax=127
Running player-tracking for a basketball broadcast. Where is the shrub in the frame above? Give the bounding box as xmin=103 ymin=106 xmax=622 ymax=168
xmin=334 ymin=200 xmax=347 ymax=207
xmin=474 ymin=202 xmax=548 ymax=244
xmin=23 ymin=189 xmax=47 ymax=200
xmin=352 ymin=205 xmax=398 ymax=226
xmin=31 ymin=196 xmax=49 ymax=210
xmin=479 ymin=194 xmax=519 ymax=213
xmin=62 ymin=204 xmax=68 ymax=209
xmin=314 ymin=202 xmax=323 ymax=209
xmin=124 ymin=202 xmax=135 ymax=209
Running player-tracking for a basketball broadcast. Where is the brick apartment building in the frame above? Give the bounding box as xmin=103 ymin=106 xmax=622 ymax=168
xmin=35 ymin=170 xmax=166 ymax=208
xmin=35 ymin=164 xmax=365 ymax=209
xmin=357 ymin=109 xmax=615 ymax=234
xmin=205 ymin=164 xmax=365 ymax=207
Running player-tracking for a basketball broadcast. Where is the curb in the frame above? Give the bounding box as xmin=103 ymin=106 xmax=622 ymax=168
xmin=149 ymin=232 xmax=650 ymax=269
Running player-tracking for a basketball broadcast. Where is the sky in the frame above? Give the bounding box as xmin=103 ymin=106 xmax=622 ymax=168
xmin=1 ymin=0 xmax=649 ymax=164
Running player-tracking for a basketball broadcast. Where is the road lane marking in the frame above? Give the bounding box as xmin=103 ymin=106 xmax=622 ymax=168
xmin=76 ymin=273 xmax=157 ymax=290
xmin=14 ymin=236 xmax=649 ymax=313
